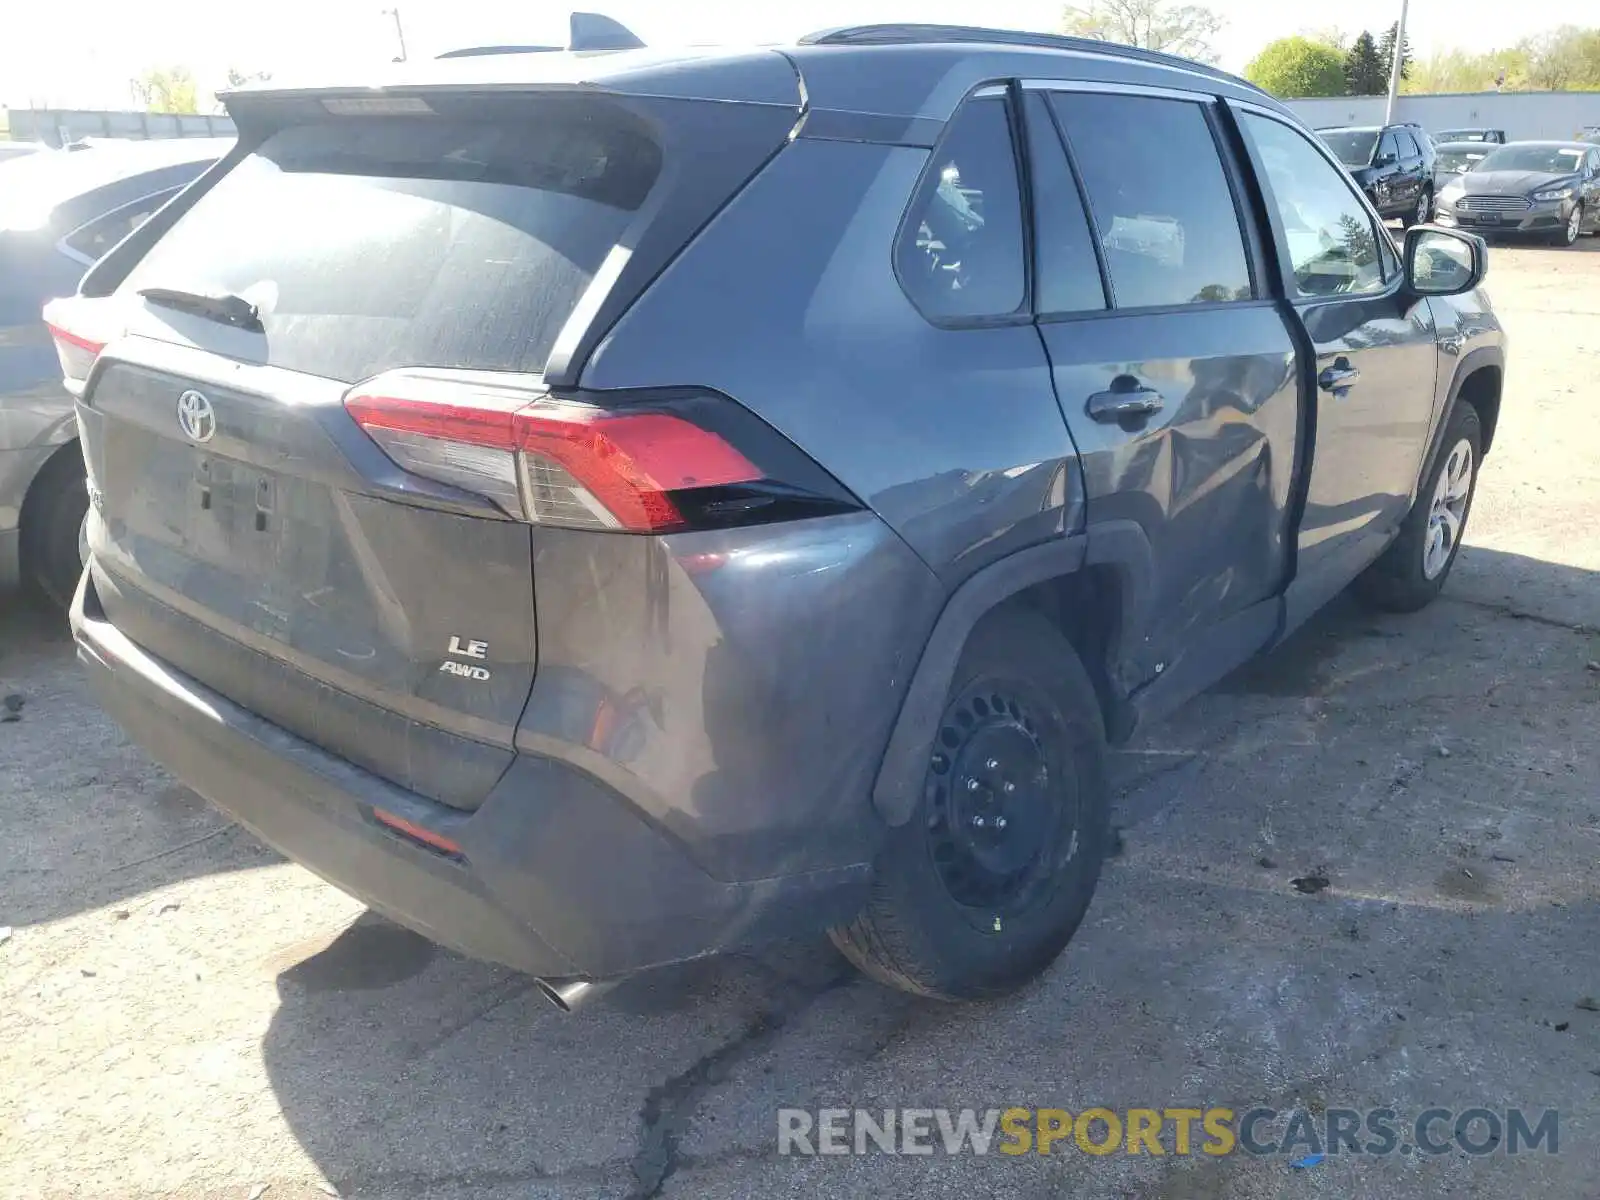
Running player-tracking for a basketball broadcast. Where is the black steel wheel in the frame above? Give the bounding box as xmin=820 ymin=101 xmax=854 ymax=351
xmin=925 ymin=681 xmax=1079 ymax=919
xmin=830 ymin=609 xmax=1109 ymax=1000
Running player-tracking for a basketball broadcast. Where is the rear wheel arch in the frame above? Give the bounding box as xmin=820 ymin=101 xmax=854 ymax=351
xmin=18 ymin=438 xmax=89 ymax=608
xmin=871 ymin=529 xmax=1147 ymax=827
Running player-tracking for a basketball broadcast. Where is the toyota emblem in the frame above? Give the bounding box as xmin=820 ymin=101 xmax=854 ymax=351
xmin=176 ymin=390 xmax=216 ymax=443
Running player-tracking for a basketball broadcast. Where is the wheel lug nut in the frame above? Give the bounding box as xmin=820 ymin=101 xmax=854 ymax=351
xmin=965 ymin=778 xmax=980 ymax=792
xmin=970 ymin=815 xmax=986 ymax=829
xmin=985 ymin=758 xmax=999 ymax=770
xmin=1003 ymin=782 xmax=1016 ymax=794
xmin=994 ymin=816 xmax=1007 ymax=830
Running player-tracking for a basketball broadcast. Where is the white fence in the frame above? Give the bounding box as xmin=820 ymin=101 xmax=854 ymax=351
xmin=1284 ymin=92 xmax=1600 ymax=141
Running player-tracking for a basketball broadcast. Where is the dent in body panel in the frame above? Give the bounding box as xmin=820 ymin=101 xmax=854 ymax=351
xmin=1039 ymin=306 xmax=1299 ymax=680
xmin=518 ymin=511 xmax=944 ymax=882
xmin=581 ymin=138 xmax=1083 ymax=584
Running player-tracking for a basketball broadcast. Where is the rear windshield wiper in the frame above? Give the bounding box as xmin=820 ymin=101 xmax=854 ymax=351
xmin=137 ymin=285 xmax=263 ymax=333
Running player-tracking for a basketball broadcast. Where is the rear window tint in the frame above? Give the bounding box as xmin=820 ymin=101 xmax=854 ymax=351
xmin=895 ymin=97 xmax=1027 ymax=320
xmin=122 ymin=109 xmax=661 ymax=383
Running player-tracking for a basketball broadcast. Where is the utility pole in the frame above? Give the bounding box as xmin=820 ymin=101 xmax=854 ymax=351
xmin=1384 ymin=0 xmax=1409 ymax=123
xmin=383 ymin=7 xmax=409 ymax=63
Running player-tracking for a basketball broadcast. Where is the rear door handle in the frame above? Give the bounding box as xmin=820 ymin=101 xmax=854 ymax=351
xmin=1318 ymin=360 xmax=1361 ymax=396
xmin=1086 ymin=386 xmax=1164 ymax=422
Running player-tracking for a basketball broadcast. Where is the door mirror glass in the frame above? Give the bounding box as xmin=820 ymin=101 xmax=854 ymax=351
xmin=1405 ymin=227 xmax=1484 ymax=296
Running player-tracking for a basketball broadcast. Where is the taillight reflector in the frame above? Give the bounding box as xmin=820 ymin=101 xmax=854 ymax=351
xmin=372 ymin=808 xmax=464 ymax=857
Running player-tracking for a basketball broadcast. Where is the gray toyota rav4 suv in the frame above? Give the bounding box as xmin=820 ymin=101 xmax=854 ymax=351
xmin=53 ymin=23 xmax=1506 ymax=1007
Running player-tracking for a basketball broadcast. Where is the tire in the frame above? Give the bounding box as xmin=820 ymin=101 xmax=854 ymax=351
xmin=1403 ymin=187 xmax=1432 ymax=228
xmin=1553 ymin=204 xmax=1582 ymax=247
xmin=829 ymin=610 xmax=1109 ymax=1000
xmin=22 ymin=447 xmax=90 ymax=611
xmin=1352 ymin=403 xmax=1482 ymax=613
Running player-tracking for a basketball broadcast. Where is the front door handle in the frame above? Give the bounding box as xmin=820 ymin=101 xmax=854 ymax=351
xmin=1086 ymin=385 xmax=1164 ymax=422
xmin=1318 ymin=359 xmax=1361 ymax=396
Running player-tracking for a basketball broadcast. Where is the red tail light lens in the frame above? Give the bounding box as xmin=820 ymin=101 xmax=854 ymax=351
xmin=344 ymin=371 xmax=826 ymax=534
xmin=516 ymin=402 xmax=759 ymax=531
xmin=46 ymin=322 xmax=106 ymax=384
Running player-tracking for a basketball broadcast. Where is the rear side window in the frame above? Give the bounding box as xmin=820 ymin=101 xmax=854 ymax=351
xmin=1022 ymin=92 xmax=1107 ymax=315
xmin=1051 ymin=92 xmax=1252 ymax=309
xmin=123 ymin=106 xmax=661 ymax=383
xmin=1378 ymin=131 xmax=1400 ymax=163
xmin=896 ymin=96 xmax=1026 ymax=320
xmin=61 ymin=188 xmax=179 ymax=265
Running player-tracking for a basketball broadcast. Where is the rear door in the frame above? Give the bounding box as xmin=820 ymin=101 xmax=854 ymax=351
xmin=61 ymin=99 xmax=678 ymax=810
xmin=1394 ymin=129 xmax=1425 ymax=212
xmin=1584 ymin=150 xmax=1600 ymax=233
xmin=1233 ymin=107 xmax=1439 ymax=627
xmin=1026 ymin=85 xmax=1301 ymax=692
xmin=1372 ymin=130 xmax=1403 ymax=214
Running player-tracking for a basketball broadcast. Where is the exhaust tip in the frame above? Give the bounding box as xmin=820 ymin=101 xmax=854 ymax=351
xmin=535 ymin=976 xmax=614 ymax=1012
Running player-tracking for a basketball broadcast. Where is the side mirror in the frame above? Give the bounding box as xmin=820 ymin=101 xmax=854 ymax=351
xmin=1404 ymin=226 xmax=1487 ymax=297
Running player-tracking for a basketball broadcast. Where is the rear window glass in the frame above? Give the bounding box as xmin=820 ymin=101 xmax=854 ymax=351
xmin=122 ymin=108 xmax=661 ymax=383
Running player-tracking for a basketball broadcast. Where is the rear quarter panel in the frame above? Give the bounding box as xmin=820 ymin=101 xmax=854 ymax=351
xmin=581 ymin=137 xmax=1085 ymax=584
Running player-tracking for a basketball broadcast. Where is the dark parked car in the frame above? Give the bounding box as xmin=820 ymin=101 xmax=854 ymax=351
xmin=1 ymin=139 xmax=228 ymax=606
xmin=1435 ymin=128 xmax=1505 ymax=145
xmin=1318 ymin=122 xmax=1437 ymax=225
xmin=1435 ymin=140 xmax=1600 ymax=246
xmin=1433 ymin=140 xmax=1494 ymax=188
xmin=51 ymin=23 xmax=1505 ymax=1006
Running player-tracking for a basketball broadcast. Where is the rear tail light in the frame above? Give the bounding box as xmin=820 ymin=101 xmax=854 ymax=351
xmin=344 ymin=370 xmax=858 ymax=533
xmin=46 ymin=322 xmax=106 ymax=385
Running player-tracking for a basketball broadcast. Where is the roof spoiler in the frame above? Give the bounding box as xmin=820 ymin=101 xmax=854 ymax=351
xmin=436 ymin=11 xmax=644 ymax=59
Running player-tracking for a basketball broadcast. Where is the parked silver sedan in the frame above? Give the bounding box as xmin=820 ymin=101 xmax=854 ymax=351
xmin=1 ymin=139 xmax=228 ymax=606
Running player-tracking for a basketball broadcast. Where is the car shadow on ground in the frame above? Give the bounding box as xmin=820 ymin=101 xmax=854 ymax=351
xmin=257 ymin=544 xmax=1600 ymax=1199
xmin=0 ymin=591 xmax=275 ymax=927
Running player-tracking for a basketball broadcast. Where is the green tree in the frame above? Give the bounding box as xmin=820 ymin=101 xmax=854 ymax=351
xmin=225 ymin=67 xmax=273 ymax=88
xmin=131 ymin=67 xmax=199 ymax=114
xmin=1519 ymin=26 xmax=1600 ymax=91
xmin=1377 ymin=21 xmax=1413 ymax=84
xmin=1245 ymin=37 xmax=1346 ymax=97
xmin=1062 ymin=0 xmax=1225 ymax=64
xmin=1343 ymin=31 xmax=1388 ymax=95
xmin=1403 ymin=48 xmax=1500 ymax=94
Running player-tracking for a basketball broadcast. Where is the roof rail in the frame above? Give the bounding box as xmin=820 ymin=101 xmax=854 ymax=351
xmin=436 ymin=11 xmax=643 ymax=59
xmin=798 ymin=24 xmax=1262 ymax=94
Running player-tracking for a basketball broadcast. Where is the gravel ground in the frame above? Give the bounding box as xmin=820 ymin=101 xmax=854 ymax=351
xmin=2 ymin=241 xmax=1598 ymax=1200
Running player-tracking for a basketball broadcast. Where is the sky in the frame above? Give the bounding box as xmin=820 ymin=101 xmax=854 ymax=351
xmin=0 ymin=0 xmax=1574 ymax=112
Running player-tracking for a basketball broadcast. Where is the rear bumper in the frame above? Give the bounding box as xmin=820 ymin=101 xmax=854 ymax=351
xmin=73 ymin=577 xmax=870 ymax=979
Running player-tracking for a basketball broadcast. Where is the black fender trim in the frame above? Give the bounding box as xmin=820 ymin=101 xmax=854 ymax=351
xmin=1082 ymin=519 xmax=1157 ymax=698
xmin=1421 ymin=345 xmax=1504 ymax=487
xmin=870 ymin=521 xmax=1156 ymax=826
